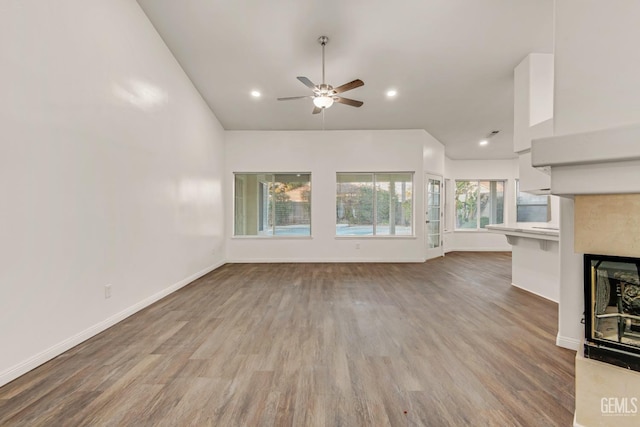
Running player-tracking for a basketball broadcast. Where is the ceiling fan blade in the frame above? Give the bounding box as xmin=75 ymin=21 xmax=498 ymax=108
xmin=277 ymin=96 xmax=311 ymax=101
xmin=312 ymin=106 xmax=322 ymax=114
xmin=333 ymin=79 xmax=364 ymax=94
xmin=334 ymin=97 xmax=363 ymax=107
xmin=297 ymin=76 xmax=316 ymax=90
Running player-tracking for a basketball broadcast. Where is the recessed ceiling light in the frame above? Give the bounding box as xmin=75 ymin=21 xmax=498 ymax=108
xmin=386 ymin=89 xmax=397 ymax=97
xmin=251 ymin=90 xmax=261 ymax=98
xmin=479 ymin=139 xmax=489 ymax=146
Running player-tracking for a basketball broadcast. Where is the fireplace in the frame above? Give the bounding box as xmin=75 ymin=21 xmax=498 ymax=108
xmin=584 ymin=253 xmax=640 ymax=371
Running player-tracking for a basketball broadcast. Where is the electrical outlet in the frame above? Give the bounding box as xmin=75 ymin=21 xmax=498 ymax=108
xmin=105 ymin=284 xmax=112 ymax=299
xmin=355 ymin=243 xmax=360 ymax=249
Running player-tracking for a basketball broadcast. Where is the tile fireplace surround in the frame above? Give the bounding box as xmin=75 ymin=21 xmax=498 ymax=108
xmin=532 ymin=123 xmax=640 ymax=426
xmin=574 ymin=195 xmax=640 ymax=426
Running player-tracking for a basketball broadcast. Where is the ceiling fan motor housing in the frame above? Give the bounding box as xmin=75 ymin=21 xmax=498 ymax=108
xmin=316 ymin=84 xmax=334 ymax=96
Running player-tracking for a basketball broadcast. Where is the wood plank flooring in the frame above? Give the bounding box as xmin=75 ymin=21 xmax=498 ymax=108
xmin=0 ymin=252 xmax=575 ymax=426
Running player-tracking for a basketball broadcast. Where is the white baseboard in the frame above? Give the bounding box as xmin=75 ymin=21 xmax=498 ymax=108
xmin=445 ymin=247 xmax=512 ymax=252
xmin=510 ymin=282 xmax=558 ymax=303
xmin=557 ymin=334 xmax=581 ymax=351
xmin=0 ymin=260 xmax=225 ymax=388
xmin=225 ymin=257 xmax=427 ymax=263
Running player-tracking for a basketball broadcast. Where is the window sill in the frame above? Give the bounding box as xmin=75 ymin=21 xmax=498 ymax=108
xmin=232 ymin=236 xmax=313 ymax=240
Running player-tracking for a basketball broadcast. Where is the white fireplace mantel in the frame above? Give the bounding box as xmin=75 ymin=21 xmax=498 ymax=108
xmin=531 ymin=123 xmax=640 ymax=196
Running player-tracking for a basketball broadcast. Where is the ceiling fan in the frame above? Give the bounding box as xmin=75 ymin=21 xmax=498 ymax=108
xmin=277 ymin=36 xmax=364 ymax=114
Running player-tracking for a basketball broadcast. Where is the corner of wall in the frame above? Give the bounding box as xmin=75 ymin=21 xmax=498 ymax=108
xmin=0 ymin=261 xmax=225 ymax=388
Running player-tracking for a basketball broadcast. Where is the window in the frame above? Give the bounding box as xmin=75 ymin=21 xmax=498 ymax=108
xmin=336 ymin=172 xmax=413 ymax=236
xmin=455 ymin=180 xmax=505 ymax=229
xmin=516 ymin=180 xmax=550 ymax=222
xmin=234 ymin=173 xmax=311 ymax=236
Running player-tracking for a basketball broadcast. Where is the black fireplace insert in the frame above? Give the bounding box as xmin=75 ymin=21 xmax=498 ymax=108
xmin=584 ymin=253 xmax=640 ymax=371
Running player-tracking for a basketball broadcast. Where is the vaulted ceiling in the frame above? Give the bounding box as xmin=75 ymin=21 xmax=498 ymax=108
xmin=136 ymin=0 xmax=554 ymax=159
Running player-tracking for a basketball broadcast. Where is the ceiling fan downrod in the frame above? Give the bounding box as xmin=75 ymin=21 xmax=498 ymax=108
xmin=318 ymin=36 xmax=328 ymax=85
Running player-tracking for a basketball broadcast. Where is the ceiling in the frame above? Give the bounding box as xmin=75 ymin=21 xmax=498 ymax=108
xmin=136 ymin=0 xmax=554 ymax=160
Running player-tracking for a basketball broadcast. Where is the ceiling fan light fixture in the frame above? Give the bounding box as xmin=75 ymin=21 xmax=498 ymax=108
xmin=313 ymin=95 xmax=334 ymax=109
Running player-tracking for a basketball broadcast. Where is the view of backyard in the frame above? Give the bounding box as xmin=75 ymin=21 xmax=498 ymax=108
xmin=455 ymin=180 xmax=504 ymax=229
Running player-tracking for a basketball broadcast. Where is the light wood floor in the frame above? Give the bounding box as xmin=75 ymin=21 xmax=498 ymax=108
xmin=0 ymin=252 xmax=575 ymax=426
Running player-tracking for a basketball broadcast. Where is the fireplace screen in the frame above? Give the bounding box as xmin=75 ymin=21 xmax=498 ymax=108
xmin=585 ymin=254 xmax=640 ymax=371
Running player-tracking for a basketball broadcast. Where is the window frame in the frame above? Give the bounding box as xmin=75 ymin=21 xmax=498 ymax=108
xmin=515 ymin=179 xmax=550 ymax=223
xmin=233 ymin=172 xmax=312 ymax=238
xmin=454 ymin=179 xmax=506 ymax=231
xmin=335 ymin=171 xmax=415 ymax=238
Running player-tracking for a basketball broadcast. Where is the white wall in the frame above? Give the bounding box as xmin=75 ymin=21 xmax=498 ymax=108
xmin=554 ymin=0 xmax=640 ymax=136
xmin=444 ymin=158 xmax=517 ymax=252
xmin=422 ymin=132 xmax=446 ymax=176
xmin=225 ymin=130 xmax=444 ymax=262
xmin=0 ymin=0 xmax=225 ymax=386
xmin=513 ymin=53 xmax=554 ymax=154
xmin=552 ymin=0 xmax=640 ymax=350
xmin=511 ymin=239 xmax=559 ymax=302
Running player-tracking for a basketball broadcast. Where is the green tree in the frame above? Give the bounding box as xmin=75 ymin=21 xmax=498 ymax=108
xmin=270 ymin=182 xmax=292 ymax=225
xmin=456 ymin=181 xmax=477 ymax=228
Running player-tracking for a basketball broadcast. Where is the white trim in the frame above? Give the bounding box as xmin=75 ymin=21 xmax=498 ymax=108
xmin=226 ymin=257 xmax=427 ymax=263
xmin=0 ymin=260 xmax=225 ymax=388
xmin=334 ymin=236 xmax=417 ymax=240
xmin=444 ymin=247 xmax=512 ymax=252
xmin=573 ymin=413 xmax=585 ymax=427
xmin=511 ymin=282 xmax=558 ymax=303
xmin=532 ymin=122 xmax=640 ymax=167
xmin=557 ymin=334 xmax=581 ymax=351
xmin=453 ymin=229 xmax=494 ymax=233
xmin=231 ymin=236 xmax=313 ymax=240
